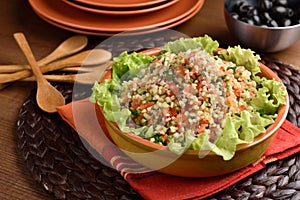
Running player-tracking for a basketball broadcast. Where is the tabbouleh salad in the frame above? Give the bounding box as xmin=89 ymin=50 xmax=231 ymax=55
xmin=90 ymin=35 xmax=287 ymax=160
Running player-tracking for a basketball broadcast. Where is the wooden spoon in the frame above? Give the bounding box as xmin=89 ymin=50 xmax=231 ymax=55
xmin=14 ymin=33 xmax=65 ymax=113
xmin=0 ymin=49 xmax=112 ymax=83
xmin=0 ymin=49 xmax=111 ymax=73
xmin=37 ymin=35 xmax=88 ymax=66
xmin=0 ymin=35 xmax=88 ymax=72
xmin=21 ymin=62 xmax=112 ymax=84
xmin=0 ymin=35 xmax=87 ymax=89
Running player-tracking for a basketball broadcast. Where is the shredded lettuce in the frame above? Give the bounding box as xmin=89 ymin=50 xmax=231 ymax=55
xmin=218 ymin=45 xmax=261 ymax=75
xmin=162 ymin=34 xmax=219 ymax=55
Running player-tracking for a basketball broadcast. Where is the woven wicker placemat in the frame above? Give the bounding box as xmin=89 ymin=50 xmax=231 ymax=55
xmin=16 ymin=35 xmax=300 ymax=200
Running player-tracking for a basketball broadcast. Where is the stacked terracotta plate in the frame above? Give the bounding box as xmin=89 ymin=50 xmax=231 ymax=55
xmin=28 ymin=0 xmax=205 ymax=36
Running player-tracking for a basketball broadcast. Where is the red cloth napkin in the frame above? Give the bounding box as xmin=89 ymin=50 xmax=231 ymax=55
xmin=57 ymin=99 xmax=300 ymax=200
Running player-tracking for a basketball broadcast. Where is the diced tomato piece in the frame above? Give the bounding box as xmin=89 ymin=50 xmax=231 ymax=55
xmin=169 ymin=83 xmax=179 ymax=94
xmin=176 ymin=114 xmax=182 ymax=129
xmin=240 ymin=104 xmax=247 ymax=111
xmin=197 ymin=126 xmax=206 ymax=134
xmin=161 ymin=134 xmax=168 ymax=142
xmin=162 ymin=107 xmax=178 ymax=118
xmin=190 ymin=67 xmax=198 ymax=76
xmin=200 ymin=118 xmax=209 ymax=125
xmin=169 ymin=107 xmax=177 ymax=117
xmin=196 ymin=82 xmax=204 ymax=90
xmin=140 ymin=102 xmax=154 ymax=110
xmin=174 ymin=66 xmax=185 ymax=76
xmin=162 ymin=108 xmax=169 ymax=116
xmin=234 ymin=87 xmax=242 ymax=97
xmin=236 ymin=66 xmax=243 ymax=73
xmin=131 ymin=98 xmax=141 ymax=109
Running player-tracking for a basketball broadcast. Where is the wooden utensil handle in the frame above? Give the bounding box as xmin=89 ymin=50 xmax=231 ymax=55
xmin=13 ymin=33 xmax=45 ymax=83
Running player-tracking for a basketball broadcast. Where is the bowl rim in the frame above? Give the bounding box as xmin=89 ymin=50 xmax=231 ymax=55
xmin=98 ymin=47 xmax=289 ymax=157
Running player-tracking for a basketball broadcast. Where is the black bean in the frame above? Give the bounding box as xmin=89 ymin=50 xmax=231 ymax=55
xmin=274 ymin=0 xmax=288 ymax=7
xmin=229 ymin=0 xmax=299 ymax=27
xmin=287 ymin=8 xmax=295 ymax=17
xmin=260 ymin=0 xmax=273 ymax=10
xmin=239 ymin=3 xmax=252 ymax=16
xmin=268 ymin=20 xmax=279 ymax=27
xmin=241 ymin=17 xmax=255 ymax=25
xmin=280 ymin=18 xmax=292 ymax=27
xmin=252 ymin=15 xmax=261 ymax=25
xmin=260 ymin=12 xmax=273 ymax=22
xmin=273 ymin=6 xmax=289 ymax=16
xmin=231 ymin=12 xmax=239 ymax=20
xmin=294 ymin=18 xmax=300 ymax=25
xmin=247 ymin=7 xmax=258 ymax=18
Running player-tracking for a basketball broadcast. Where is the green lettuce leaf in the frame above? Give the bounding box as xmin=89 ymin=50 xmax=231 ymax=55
xmin=190 ymin=132 xmax=211 ymax=151
xmin=168 ymin=130 xmax=196 ymax=155
xmin=112 ymin=51 xmax=154 ymax=81
xmin=211 ymin=111 xmax=274 ymax=160
xmin=210 ymin=117 xmax=243 ymax=160
xmin=90 ymin=51 xmax=154 ymax=122
xmin=236 ymin=111 xmax=274 ymax=142
xmin=218 ymin=45 xmax=261 ymax=75
xmin=251 ymin=76 xmax=287 ymax=115
xmin=90 ymin=80 xmax=119 ymax=106
xmin=162 ymin=34 xmax=219 ymax=55
xmin=190 ymin=110 xmax=274 ymax=160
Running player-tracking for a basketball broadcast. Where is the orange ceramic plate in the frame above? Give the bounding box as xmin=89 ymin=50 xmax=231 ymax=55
xmin=73 ymin=0 xmax=169 ymax=8
xmin=28 ymin=0 xmax=204 ymax=32
xmin=62 ymin=0 xmax=179 ymax=16
xmin=36 ymin=1 xmax=202 ymax=36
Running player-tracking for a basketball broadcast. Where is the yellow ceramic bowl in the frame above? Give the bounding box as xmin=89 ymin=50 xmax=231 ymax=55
xmin=96 ymin=47 xmax=289 ymax=177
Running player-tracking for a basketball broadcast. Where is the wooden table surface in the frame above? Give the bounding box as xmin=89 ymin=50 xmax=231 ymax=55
xmin=0 ymin=0 xmax=299 ymax=199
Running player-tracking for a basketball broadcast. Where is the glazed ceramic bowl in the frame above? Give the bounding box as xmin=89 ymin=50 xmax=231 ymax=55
xmin=224 ymin=0 xmax=300 ymax=53
xmin=96 ymin=48 xmax=289 ymax=177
